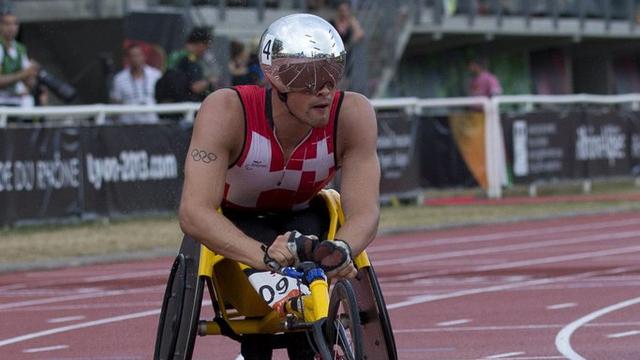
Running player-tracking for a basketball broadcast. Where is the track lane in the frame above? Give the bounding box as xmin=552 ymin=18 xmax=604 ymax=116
xmin=1 ymin=212 xmax=639 ymax=359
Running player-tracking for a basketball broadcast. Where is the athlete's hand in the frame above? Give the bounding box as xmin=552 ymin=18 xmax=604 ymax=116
xmin=286 ymin=230 xmax=319 ymax=264
xmin=265 ymin=231 xmax=298 ymax=269
xmin=313 ymin=240 xmax=357 ymax=279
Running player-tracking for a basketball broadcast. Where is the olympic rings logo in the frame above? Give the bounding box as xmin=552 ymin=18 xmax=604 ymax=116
xmin=191 ymin=149 xmax=217 ymax=163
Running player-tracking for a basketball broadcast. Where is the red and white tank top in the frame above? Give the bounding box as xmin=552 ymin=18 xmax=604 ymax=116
xmin=223 ymin=85 xmax=343 ymax=211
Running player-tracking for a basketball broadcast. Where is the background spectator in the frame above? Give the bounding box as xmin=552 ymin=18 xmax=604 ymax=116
xmin=110 ymin=43 xmax=162 ymax=124
xmin=228 ymin=40 xmax=251 ymax=86
xmin=0 ymin=11 xmax=39 ymax=107
xmin=245 ymin=37 xmax=265 ymax=86
xmin=329 ymin=0 xmax=364 ymax=86
xmin=161 ymin=27 xmax=217 ymax=102
xmin=467 ymin=57 xmax=502 ymax=98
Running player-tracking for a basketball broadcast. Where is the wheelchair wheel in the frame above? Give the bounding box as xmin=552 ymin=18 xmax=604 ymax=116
xmin=349 ymin=266 xmax=398 ymax=360
xmin=154 ymin=236 xmax=204 ymax=360
xmin=325 ymin=279 xmax=364 ymax=360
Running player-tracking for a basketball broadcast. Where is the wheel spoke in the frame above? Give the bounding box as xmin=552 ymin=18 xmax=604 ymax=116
xmin=334 ymin=316 xmax=355 ymax=360
xmin=326 ymin=280 xmax=363 ymax=360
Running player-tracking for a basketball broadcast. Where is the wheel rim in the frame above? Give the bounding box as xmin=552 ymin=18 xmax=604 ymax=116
xmin=326 ymin=280 xmax=363 ymax=360
xmin=155 ymin=254 xmax=187 ymax=359
xmin=332 ymin=312 xmax=355 ymax=360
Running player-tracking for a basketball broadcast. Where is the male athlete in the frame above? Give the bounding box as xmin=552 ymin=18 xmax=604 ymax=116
xmin=178 ymin=14 xmax=380 ymax=359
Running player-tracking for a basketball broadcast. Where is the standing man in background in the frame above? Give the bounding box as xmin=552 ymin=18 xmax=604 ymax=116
xmin=0 ymin=10 xmax=39 ymax=107
xmin=329 ymin=0 xmax=365 ymax=87
xmin=468 ymin=57 xmax=502 ymax=98
xmin=110 ymin=43 xmax=162 ymax=124
xmin=163 ymin=27 xmax=218 ymax=102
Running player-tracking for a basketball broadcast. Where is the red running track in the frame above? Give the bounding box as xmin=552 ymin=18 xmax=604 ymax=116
xmin=1 ymin=211 xmax=640 ymax=359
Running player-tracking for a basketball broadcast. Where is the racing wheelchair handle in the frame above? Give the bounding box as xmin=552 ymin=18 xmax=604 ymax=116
xmin=278 ymin=262 xmax=330 ymax=324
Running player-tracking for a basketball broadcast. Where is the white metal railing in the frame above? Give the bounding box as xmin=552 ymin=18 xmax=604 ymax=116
xmin=0 ymin=102 xmax=201 ymax=127
xmin=0 ymin=97 xmax=506 ymax=198
xmin=370 ymin=96 xmax=506 ymax=199
xmin=4 ymin=93 xmax=640 ymax=199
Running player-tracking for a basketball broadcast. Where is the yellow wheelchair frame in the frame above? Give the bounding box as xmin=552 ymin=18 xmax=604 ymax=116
xmin=154 ymin=189 xmax=397 ymax=360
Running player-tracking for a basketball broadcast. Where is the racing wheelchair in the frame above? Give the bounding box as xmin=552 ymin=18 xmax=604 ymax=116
xmin=154 ymin=189 xmax=397 ymax=359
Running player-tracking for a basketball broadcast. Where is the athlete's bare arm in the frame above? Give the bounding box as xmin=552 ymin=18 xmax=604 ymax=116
xmin=179 ymin=89 xmax=270 ymax=270
xmin=335 ymin=92 xmax=381 ymax=256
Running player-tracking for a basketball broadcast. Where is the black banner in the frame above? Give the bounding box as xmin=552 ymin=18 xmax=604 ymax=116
xmin=376 ymin=109 xmax=422 ymax=200
xmin=418 ymin=116 xmax=477 ymax=188
xmin=503 ymin=109 xmax=640 ymax=183
xmin=0 ymin=124 xmax=190 ymax=227
xmin=629 ymin=112 xmax=640 ymax=176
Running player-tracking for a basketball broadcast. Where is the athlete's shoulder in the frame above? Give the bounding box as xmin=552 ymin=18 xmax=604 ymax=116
xmin=338 ymin=91 xmax=375 ymax=122
xmin=194 ymin=88 xmax=245 ymax=148
xmin=200 ymin=88 xmax=243 ymax=114
xmin=341 ymin=90 xmax=372 ymax=108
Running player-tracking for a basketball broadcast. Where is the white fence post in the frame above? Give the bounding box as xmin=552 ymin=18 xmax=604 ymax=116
xmin=485 ymin=97 xmax=507 ymax=199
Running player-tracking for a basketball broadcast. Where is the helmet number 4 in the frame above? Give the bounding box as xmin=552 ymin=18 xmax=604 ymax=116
xmin=261 ymin=34 xmax=275 ymax=65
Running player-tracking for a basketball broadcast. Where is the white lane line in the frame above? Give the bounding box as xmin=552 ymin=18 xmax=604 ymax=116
xmin=490 ymin=357 xmax=565 ymax=359
xmin=0 ymin=300 xmax=212 ymax=347
xmin=8 ymin=301 xmax=161 ymax=312
xmin=1 ymin=267 xmax=169 ymax=296
xmin=0 ymin=284 xmax=27 ymax=291
xmin=396 ymin=347 xmax=456 ymax=353
xmin=436 ymin=319 xmax=471 ymax=326
xmin=485 ymin=352 xmax=525 ymax=359
xmin=393 ymin=322 xmax=640 ymax=333
xmin=47 ymin=315 xmax=86 ymax=323
xmin=607 ymin=330 xmax=640 ymax=338
xmin=23 ymin=344 xmax=69 ymax=353
xmin=374 ymin=229 xmax=639 ymax=267
xmin=0 ymin=285 xmax=163 ymax=311
xmin=474 ymin=244 xmax=640 ymax=272
xmin=369 ymin=218 xmax=640 ymax=253
xmin=555 ymin=296 xmax=640 ymax=360
xmin=382 ymin=237 xmax=640 ymax=283
xmin=83 ymin=269 xmax=168 ymax=282
xmin=0 ymin=309 xmax=160 ymax=347
xmin=387 ymin=267 xmax=630 ymax=310
xmin=547 ymin=303 xmax=577 ymax=310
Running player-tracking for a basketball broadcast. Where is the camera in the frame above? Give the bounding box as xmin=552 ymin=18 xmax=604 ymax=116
xmin=37 ymin=69 xmax=77 ymax=104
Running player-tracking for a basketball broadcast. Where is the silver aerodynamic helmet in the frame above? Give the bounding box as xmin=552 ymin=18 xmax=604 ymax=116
xmin=259 ymin=13 xmax=346 ymax=94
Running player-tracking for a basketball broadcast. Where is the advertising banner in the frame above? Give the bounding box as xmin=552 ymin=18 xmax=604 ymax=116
xmin=0 ymin=124 xmax=190 ymax=227
xmin=82 ymin=125 xmax=188 ymax=216
xmin=0 ymin=127 xmax=85 ymax=226
xmin=628 ymin=111 xmax=640 ymax=176
xmin=578 ymin=110 xmax=630 ymax=177
xmin=376 ymin=109 xmax=422 ymax=200
xmin=503 ymin=110 xmax=580 ymax=182
xmin=449 ymin=111 xmax=487 ymax=189
xmin=503 ymin=109 xmax=640 ymax=183
xmin=418 ymin=116 xmax=477 ymax=188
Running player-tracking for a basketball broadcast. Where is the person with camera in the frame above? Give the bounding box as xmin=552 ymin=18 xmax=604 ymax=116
xmin=110 ymin=43 xmax=162 ymax=124
xmin=0 ymin=11 xmax=40 ymax=107
xmin=159 ymin=27 xmax=218 ymax=103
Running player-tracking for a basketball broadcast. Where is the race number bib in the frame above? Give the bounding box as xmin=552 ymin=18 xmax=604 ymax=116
xmin=245 ymin=270 xmax=310 ymax=310
xmin=261 ymin=34 xmax=275 ymax=66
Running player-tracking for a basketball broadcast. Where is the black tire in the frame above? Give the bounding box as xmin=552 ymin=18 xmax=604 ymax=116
xmin=349 ymin=266 xmax=398 ymax=360
xmin=325 ymin=280 xmax=364 ymax=360
xmin=154 ymin=236 xmax=204 ymax=360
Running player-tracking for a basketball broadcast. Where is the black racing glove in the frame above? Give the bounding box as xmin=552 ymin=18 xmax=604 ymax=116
xmin=286 ymin=230 xmax=320 ymax=265
xmin=312 ymin=239 xmax=353 ymax=277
